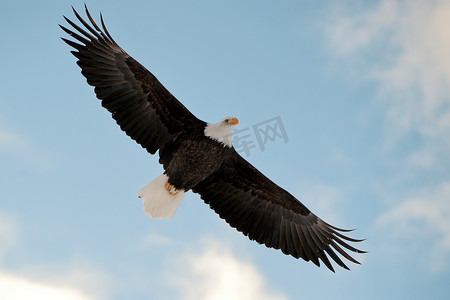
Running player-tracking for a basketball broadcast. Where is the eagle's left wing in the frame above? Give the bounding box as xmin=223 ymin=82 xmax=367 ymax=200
xmin=193 ymin=150 xmax=365 ymax=272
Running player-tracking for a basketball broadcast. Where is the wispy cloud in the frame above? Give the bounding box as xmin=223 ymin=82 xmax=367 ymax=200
xmin=324 ymin=0 xmax=450 ymax=272
xmin=0 ymin=213 xmax=19 ymax=261
xmin=0 ymin=120 xmax=57 ymax=171
xmin=326 ymin=0 xmax=450 ymax=156
xmin=292 ymin=182 xmax=346 ymax=225
xmin=376 ymin=181 xmax=450 ymax=272
xmin=0 ymin=127 xmax=30 ymax=155
xmin=140 ymin=231 xmax=174 ymax=249
xmin=326 ymin=1 xmax=399 ymax=56
xmin=167 ymin=238 xmax=289 ymax=300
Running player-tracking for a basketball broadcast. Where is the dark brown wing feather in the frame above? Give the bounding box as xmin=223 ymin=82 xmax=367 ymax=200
xmin=193 ymin=150 xmax=366 ymax=272
xmin=60 ymin=6 xmax=204 ymax=154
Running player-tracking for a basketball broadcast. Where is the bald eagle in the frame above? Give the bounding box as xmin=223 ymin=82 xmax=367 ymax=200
xmin=60 ymin=6 xmax=365 ymax=272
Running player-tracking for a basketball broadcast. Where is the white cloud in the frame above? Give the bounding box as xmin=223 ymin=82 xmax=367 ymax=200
xmin=19 ymin=259 xmax=111 ymax=300
xmin=169 ymin=239 xmax=288 ymax=300
xmin=377 ymin=181 xmax=450 ymax=272
xmin=0 ymin=271 xmax=94 ymax=300
xmin=0 ymin=213 xmax=108 ymax=300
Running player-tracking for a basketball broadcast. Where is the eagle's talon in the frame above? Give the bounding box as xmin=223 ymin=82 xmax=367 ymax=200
xmin=165 ymin=182 xmax=180 ymax=195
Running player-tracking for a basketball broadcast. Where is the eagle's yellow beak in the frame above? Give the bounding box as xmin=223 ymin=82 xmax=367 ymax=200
xmin=229 ymin=117 xmax=239 ymax=125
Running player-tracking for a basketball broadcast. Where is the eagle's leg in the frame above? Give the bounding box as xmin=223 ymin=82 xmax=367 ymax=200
xmin=138 ymin=174 xmax=186 ymax=220
xmin=165 ymin=182 xmax=180 ymax=195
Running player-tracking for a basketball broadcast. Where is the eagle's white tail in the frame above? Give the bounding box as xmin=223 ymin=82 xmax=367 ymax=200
xmin=137 ymin=174 xmax=186 ymax=220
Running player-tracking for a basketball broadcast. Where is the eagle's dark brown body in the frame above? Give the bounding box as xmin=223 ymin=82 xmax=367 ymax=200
xmin=160 ymin=132 xmax=233 ymax=190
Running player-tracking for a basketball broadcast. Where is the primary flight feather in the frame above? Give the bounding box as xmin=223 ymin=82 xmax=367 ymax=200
xmin=60 ymin=5 xmax=366 ymax=272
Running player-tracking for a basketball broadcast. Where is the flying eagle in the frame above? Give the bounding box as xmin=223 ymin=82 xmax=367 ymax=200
xmin=60 ymin=6 xmax=365 ymax=272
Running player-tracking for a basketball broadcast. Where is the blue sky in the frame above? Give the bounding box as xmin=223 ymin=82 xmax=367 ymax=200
xmin=1 ymin=0 xmax=449 ymax=299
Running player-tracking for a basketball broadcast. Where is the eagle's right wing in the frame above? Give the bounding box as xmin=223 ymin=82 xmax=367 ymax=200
xmin=60 ymin=6 xmax=205 ymax=154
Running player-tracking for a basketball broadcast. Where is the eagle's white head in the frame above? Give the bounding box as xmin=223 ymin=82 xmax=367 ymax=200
xmin=204 ymin=117 xmax=239 ymax=147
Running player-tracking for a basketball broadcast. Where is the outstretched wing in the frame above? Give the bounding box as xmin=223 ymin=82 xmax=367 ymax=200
xmin=193 ymin=151 xmax=366 ymax=272
xmin=60 ymin=6 xmax=205 ymax=154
